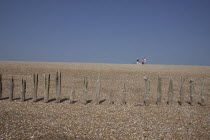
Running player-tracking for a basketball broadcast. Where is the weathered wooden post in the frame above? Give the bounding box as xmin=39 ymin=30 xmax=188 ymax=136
xmin=44 ymin=74 xmax=50 ymax=103
xmin=189 ymin=80 xmax=195 ymax=106
xmin=200 ymin=80 xmax=205 ymax=106
xmin=33 ymin=74 xmax=38 ymax=102
xmin=179 ymin=77 xmax=185 ymax=105
xmin=55 ymin=71 xmax=61 ymax=103
xmin=156 ymin=76 xmax=162 ymax=105
xmin=9 ymin=77 xmax=14 ymax=101
xmin=93 ymin=74 xmax=101 ymax=105
xmin=21 ymin=79 xmax=26 ymax=102
xmin=144 ymin=77 xmax=150 ymax=106
xmin=69 ymin=89 xmax=75 ymax=104
xmin=0 ymin=74 xmax=2 ymax=99
xmin=167 ymin=79 xmax=174 ymax=105
xmin=120 ymin=83 xmax=126 ymax=105
xmin=82 ymin=77 xmax=88 ymax=104
xmin=107 ymin=90 xmax=114 ymax=104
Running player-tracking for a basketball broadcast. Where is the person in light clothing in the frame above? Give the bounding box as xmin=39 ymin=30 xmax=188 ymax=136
xmin=136 ymin=58 xmax=139 ymax=64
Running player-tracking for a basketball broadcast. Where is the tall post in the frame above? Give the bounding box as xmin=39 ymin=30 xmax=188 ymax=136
xmin=21 ymin=79 xmax=26 ymax=102
xmin=190 ymin=80 xmax=195 ymax=106
xmin=44 ymin=74 xmax=50 ymax=103
xmin=0 ymin=74 xmax=2 ymax=100
xmin=9 ymin=77 xmax=14 ymax=101
xmin=55 ymin=71 xmax=61 ymax=103
xmin=107 ymin=90 xmax=114 ymax=104
xmin=33 ymin=74 xmax=38 ymax=102
xmin=179 ymin=77 xmax=185 ymax=105
xmin=156 ymin=76 xmax=162 ymax=105
xmin=82 ymin=77 xmax=88 ymax=104
xmin=144 ymin=77 xmax=150 ymax=106
xmin=121 ymin=83 xmax=126 ymax=105
xmin=94 ymin=74 xmax=101 ymax=105
xmin=168 ymin=79 xmax=174 ymax=105
xmin=69 ymin=89 xmax=75 ymax=104
xmin=200 ymin=80 xmax=205 ymax=106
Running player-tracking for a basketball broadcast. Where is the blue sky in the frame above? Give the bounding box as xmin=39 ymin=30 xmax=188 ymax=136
xmin=0 ymin=0 xmax=210 ymax=65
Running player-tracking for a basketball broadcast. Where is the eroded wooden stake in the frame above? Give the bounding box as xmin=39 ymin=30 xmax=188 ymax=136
xmin=21 ymin=79 xmax=26 ymax=102
xmin=82 ymin=77 xmax=88 ymax=104
xmin=55 ymin=71 xmax=61 ymax=103
xmin=190 ymin=80 xmax=195 ymax=106
xmin=69 ymin=89 xmax=75 ymax=104
xmin=33 ymin=74 xmax=38 ymax=102
xmin=94 ymin=74 xmax=101 ymax=105
xmin=168 ymin=79 xmax=174 ymax=105
xmin=121 ymin=83 xmax=126 ymax=105
xmin=156 ymin=76 xmax=162 ymax=105
xmin=144 ymin=77 xmax=150 ymax=106
xmin=9 ymin=77 xmax=14 ymax=101
xmin=200 ymin=80 xmax=205 ymax=106
xmin=44 ymin=74 xmax=50 ymax=103
xmin=0 ymin=74 xmax=2 ymax=100
xmin=179 ymin=77 xmax=185 ymax=106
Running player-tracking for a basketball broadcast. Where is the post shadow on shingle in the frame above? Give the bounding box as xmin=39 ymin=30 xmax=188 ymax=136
xmin=37 ymin=98 xmax=44 ymax=102
xmin=61 ymin=98 xmax=69 ymax=103
xmin=1 ymin=97 xmax=9 ymax=100
xmin=87 ymin=100 xmax=92 ymax=104
xmin=99 ymin=99 xmax=106 ymax=104
xmin=14 ymin=97 xmax=20 ymax=101
xmin=48 ymin=98 xmax=56 ymax=103
xmin=25 ymin=97 xmax=32 ymax=101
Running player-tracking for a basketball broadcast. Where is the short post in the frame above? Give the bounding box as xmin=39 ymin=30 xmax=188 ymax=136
xmin=156 ymin=76 xmax=162 ymax=105
xmin=190 ymin=80 xmax=195 ymax=106
xmin=21 ymin=79 xmax=26 ymax=102
xmin=55 ymin=71 xmax=61 ymax=103
xmin=44 ymin=74 xmax=50 ymax=103
xmin=120 ymin=83 xmax=126 ymax=105
xmin=179 ymin=77 xmax=185 ymax=105
xmin=200 ymin=80 xmax=205 ymax=106
xmin=93 ymin=74 xmax=101 ymax=105
xmin=82 ymin=77 xmax=88 ymax=105
xmin=167 ymin=79 xmax=174 ymax=105
xmin=144 ymin=77 xmax=150 ymax=106
xmin=0 ymin=74 xmax=2 ymax=99
xmin=69 ymin=89 xmax=75 ymax=104
xmin=9 ymin=77 xmax=14 ymax=101
xmin=33 ymin=74 xmax=38 ymax=102
xmin=107 ymin=90 xmax=114 ymax=104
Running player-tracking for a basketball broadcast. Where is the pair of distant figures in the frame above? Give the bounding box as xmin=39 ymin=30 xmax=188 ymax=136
xmin=136 ymin=58 xmax=146 ymax=64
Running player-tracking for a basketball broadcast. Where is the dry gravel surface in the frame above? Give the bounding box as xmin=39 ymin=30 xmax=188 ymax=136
xmin=0 ymin=61 xmax=210 ymax=139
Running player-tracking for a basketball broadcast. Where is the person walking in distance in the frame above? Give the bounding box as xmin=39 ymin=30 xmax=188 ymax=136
xmin=141 ymin=59 xmax=144 ymax=65
xmin=136 ymin=58 xmax=139 ymax=64
xmin=143 ymin=57 xmax=146 ymax=64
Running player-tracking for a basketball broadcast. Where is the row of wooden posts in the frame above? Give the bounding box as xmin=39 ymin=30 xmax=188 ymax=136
xmin=0 ymin=72 xmax=206 ymax=106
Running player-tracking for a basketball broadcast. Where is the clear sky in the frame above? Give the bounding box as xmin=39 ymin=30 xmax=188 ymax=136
xmin=0 ymin=0 xmax=210 ymax=65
